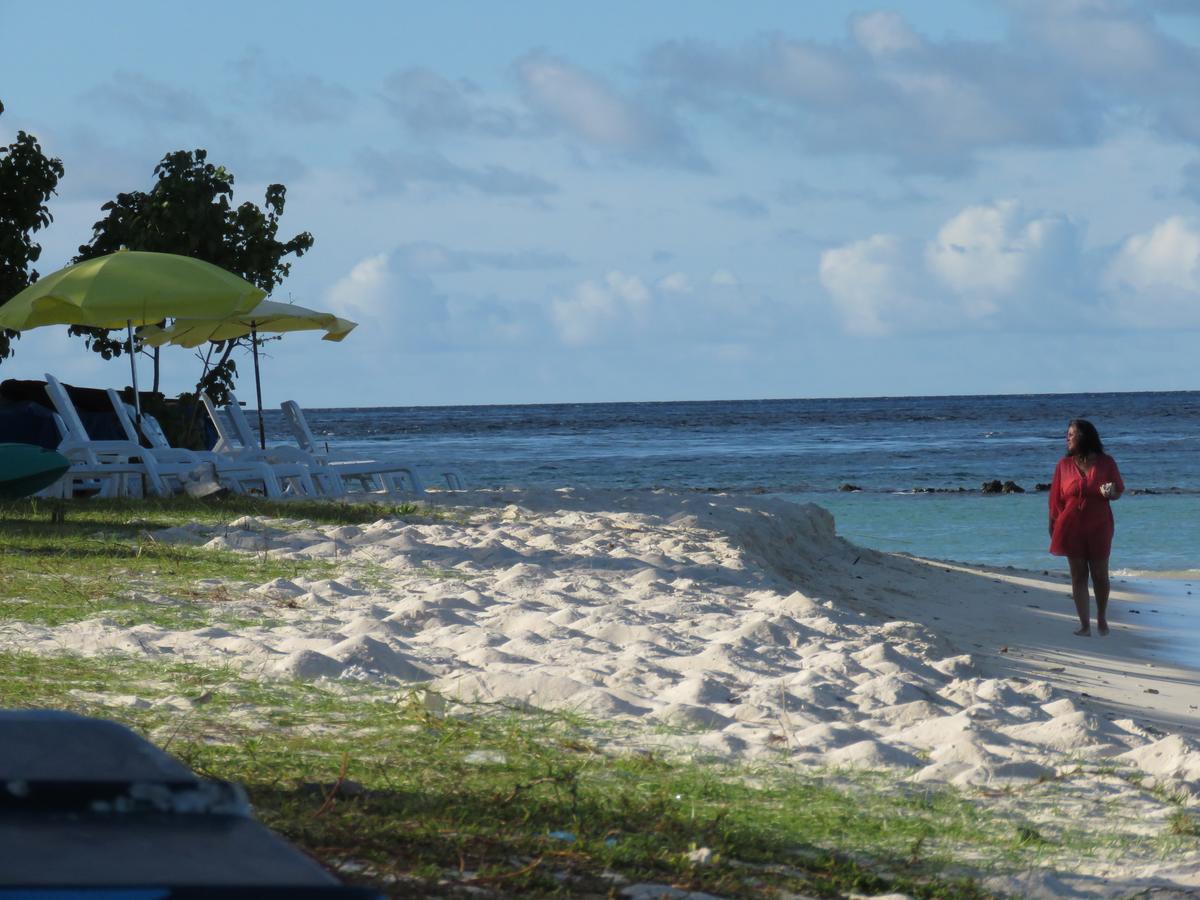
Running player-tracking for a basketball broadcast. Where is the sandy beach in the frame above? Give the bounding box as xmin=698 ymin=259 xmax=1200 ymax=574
xmin=5 ymin=489 xmax=1200 ymax=895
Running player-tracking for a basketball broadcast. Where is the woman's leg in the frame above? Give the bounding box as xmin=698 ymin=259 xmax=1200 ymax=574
xmin=1068 ymin=556 xmax=1091 ymax=634
xmin=1089 ymin=557 xmax=1110 ymax=635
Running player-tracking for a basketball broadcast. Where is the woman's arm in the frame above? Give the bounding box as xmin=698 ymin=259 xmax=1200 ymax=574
xmin=1104 ymin=456 xmax=1125 ymax=500
xmin=1049 ymin=460 xmax=1063 ymax=534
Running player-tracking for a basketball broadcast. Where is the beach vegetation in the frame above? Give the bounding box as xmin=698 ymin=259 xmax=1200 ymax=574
xmin=0 ymin=651 xmax=1002 ymax=897
xmin=0 ymin=643 xmax=1184 ymax=897
xmin=0 ymin=496 xmax=421 ymax=628
xmin=68 ymin=148 xmax=314 ymax=399
xmin=0 ymin=98 xmax=65 ymax=363
xmin=1168 ymin=810 xmax=1200 ymax=838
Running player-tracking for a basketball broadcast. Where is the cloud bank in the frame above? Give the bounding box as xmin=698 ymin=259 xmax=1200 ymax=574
xmin=820 ymin=200 xmax=1200 ymax=334
xmin=643 ymin=2 xmax=1200 ymax=173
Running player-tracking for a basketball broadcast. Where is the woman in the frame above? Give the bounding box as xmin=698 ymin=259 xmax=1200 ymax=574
xmin=1049 ymin=419 xmax=1124 ymax=636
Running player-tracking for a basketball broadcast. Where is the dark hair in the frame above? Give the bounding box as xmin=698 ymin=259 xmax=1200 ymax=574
xmin=1068 ymin=418 xmax=1104 ymax=457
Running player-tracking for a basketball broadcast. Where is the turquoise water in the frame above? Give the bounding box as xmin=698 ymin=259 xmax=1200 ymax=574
xmin=288 ymin=390 xmax=1199 ymax=575
xmin=785 ymin=491 xmax=1200 ymax=575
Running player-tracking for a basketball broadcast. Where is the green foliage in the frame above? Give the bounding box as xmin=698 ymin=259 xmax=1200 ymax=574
xmin=70 ymin=149 xmax=313 ymax=400
xmin=194 ymin=355 xmax=238 ymax=408
xmin=0 ymin=99 xmax=66 ymax=362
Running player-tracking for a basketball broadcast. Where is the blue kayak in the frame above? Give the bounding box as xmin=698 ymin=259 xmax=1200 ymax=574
xmin=0 ymin=442 xmax=71 ymax=499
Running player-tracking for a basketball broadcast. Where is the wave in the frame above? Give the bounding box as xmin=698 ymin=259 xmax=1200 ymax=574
xmin=1113 ymin=569 xmax=1200 ymax=581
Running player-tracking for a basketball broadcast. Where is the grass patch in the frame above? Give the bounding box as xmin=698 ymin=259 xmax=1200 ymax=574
xmin=2 ymin=495 xmax=424 ymax=528
xmin=1 ymin=527 xmax=328 ymax=631
xmin=0 ymin=496 xmax=432 ymax=628
xmin=1169 ymin=810 xmax=1200 ymax=838
xmin=5 ymin=649 xmax=1170 ymax=898
xmin=0 ymin=651 xmax=1002 ymax=897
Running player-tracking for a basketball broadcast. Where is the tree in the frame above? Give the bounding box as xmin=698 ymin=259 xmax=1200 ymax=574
xmin=72 ymin=148 xmax=314 ymax=398
xmin=0 ymin=99 xmax=66 ymax=363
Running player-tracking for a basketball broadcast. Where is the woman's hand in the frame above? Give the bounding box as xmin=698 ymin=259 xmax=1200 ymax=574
xmin=1100 ymin=482 xmax=1118 ymax=500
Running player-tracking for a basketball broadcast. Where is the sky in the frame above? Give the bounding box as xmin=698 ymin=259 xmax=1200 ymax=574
xmin=2 ymin=0 xmax=1200 ymax=407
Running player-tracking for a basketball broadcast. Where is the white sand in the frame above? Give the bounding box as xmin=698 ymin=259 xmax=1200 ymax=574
xmin=7 ymin=488 xmax=1200 ymax=895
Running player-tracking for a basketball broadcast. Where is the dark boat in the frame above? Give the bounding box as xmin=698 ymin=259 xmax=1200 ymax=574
xmin=0 ymin=442 xmax=70 ymax=499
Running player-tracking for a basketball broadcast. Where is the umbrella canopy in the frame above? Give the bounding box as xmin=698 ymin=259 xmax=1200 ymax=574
xmin=0 ymin=250 xmax=266 ymax=331
xmin=139 ymin=300 xmax=356 ymax=348
xmin=138 ymin=300 xmax=357 ymax=450
xmin=0 ymin=250 xmax=267 ymax=421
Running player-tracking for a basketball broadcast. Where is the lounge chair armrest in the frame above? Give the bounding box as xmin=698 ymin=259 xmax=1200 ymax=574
xmin=143 ymin=448 xmax=205 ymax=465
xmin=57 ymin=443 xmax=142 ymax=464
xmin=260 ymin=445 xmax=322 ymax=467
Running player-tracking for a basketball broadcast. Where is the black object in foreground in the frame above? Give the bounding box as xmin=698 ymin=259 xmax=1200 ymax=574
xmin=0 ymin=710 xmax=379 ymax=898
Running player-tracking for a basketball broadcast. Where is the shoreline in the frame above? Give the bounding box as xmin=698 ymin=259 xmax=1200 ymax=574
xmin=860 ymin=553 xmax=1200 ymax=740
xmin=1116 ymin=576 xmax=1200 ymax=671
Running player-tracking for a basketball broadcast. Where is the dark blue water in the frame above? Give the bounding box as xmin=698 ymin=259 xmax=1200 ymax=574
xmin=258 ymin=391 xmax=1200 ymax=573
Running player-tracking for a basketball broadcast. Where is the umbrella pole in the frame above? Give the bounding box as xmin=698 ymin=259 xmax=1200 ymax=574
xmin=252 ymin=325 xmax=266 ymax=450
xmin=127 ymin=320 xmax=141 ymax=423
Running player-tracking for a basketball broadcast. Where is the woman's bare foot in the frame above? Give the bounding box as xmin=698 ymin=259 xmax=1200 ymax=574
xmin=1097 ymin=621 xmax=1109 ymax=636
xmin=1074 ymin=626 xmax=1091 ymax=636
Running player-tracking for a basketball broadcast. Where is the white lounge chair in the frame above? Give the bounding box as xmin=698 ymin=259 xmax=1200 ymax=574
xmin=280 ymin=400 xmax=441 ymax=494
xmin=105 ymin=390 xmax=296 ymax=499
xmin=200 ymin=393 xmax=342 ymax=497
xmin=39 ymin=411 xmax=145 ymax=499
xmin=43 ymin=373 xmax=191 ymax=498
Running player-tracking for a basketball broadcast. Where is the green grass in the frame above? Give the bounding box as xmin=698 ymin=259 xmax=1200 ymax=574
xmin=4 ymin=647 xmax=1186 ymax=897
xmin=0 ymin=651 xmax=1000 ymax=897
xmin=1169 ymin=810 xmax=1200 ymax=838
xmin=0 ymin=501 xmax=351 ymax=628
xmin=0 ymin=496 xmax=436 ymax=627
xmin=3 ymin=494 xmax=424 ymax=528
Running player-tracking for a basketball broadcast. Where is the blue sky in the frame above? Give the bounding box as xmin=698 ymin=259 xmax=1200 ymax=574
xmin=2 ymin=0 xmax=1200 ymax=406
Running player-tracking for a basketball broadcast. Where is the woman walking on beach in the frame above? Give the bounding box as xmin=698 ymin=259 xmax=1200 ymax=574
xmin=1049 ymin=419 xmax=1124 ymax=636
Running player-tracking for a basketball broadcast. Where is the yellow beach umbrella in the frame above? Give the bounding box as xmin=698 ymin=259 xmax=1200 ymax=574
xmin=139 ymin=300 xmax=358 ymax=448
xmin=0 ymin=250 xmax=266 ymax=418
xmin=139 ymin=300 xmax=356 ymax=348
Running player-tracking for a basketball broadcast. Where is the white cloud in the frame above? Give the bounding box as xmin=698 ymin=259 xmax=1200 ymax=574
xmin=1103 ymin=216 xmax=1200 ymax=325
xmin=822 ymin=200 xmax=1200 ymax=335
xmin=516 ymin=52 xmax=707 ymax=170
xmin=1105 ymin=216 xmax=1200 ymax=294
xmin=710 ymin=269 xmax=739 ymax=287
xmin=326 ymin=251 xmax=555 ymax=352
xmin=819 ymin=234 xmax=935 ymax=336
xmin=550 ymin=271 xmax=650 ymax=346
xmin=658 ymin=272 xmax=693 ymax=294
xmin=850 ymin=11 xmax=923 ymax=58
xmin=924 ymin=200 xmax=1081 ymax=317
xmin=644 ymin=2 xmax=1200 ymax=173
xmin=518 ymin=55 xmax=643 ymax=148
xmin=327 ymin=253 xmax=391 ymax=323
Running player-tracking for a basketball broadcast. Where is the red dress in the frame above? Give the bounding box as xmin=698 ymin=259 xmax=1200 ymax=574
xmin=1048 ymin=454 xmax=1124 ymax=559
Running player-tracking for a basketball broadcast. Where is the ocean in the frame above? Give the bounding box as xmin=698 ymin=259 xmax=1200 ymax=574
xmin=269 ymin=391 xmax=1199 ymax=577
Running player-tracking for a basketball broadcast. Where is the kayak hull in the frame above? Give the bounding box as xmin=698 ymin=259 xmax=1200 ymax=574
xmin=0 ymin=442 xmax=71 ymax=500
